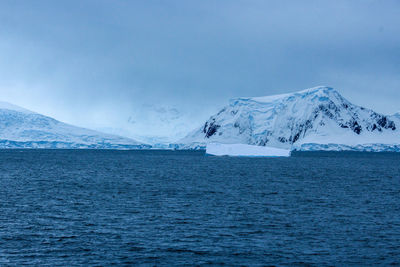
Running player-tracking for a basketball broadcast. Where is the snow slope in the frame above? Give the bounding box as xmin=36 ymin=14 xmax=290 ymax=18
xmin=178 ymin=86 xmax=400 ymax=151
xmin=0 ymin=102 xmax=149 ymax=149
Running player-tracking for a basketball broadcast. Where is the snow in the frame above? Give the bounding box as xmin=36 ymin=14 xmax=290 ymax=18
xmin=94 ymin=104 xmax=206 ymax=145
xmin=1 ymin=86 xmax=399 ymax=152
xmin=179 ymin=86 xmax=400 ymax=152
xmin=206 ymin=143 xmax=291 ymax=157
xmin=235 ymin=86 xmax=333 ymax=104
xmin=0 ymin=103 xmax=149 ymax=149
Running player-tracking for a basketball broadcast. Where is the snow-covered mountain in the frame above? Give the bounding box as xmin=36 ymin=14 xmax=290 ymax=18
xmin=95 ymin=104 xmax=206 ymax=146
xmin=124 ymin=105 xmax=191 ymax=144
xmin=0 ymin=101 xmax=149 ymax=149
xmin=178 ymin=86 xmax=400 ymax=151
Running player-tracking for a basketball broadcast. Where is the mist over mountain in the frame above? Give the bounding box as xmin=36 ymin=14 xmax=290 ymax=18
xmin=94 ymin=104 xmax=203 ymax=145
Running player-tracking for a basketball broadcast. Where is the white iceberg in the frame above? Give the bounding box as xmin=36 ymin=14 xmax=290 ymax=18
xmin=206 ymin=143 xmax=291 ymax=157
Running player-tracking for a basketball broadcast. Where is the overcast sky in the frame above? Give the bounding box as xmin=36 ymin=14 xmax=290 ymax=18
xmin=0 ymin=0 xmax=399 ymax=140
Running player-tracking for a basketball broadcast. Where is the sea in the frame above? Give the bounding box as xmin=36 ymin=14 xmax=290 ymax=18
xmin=0 ymin=149 xmax=399 ymax=266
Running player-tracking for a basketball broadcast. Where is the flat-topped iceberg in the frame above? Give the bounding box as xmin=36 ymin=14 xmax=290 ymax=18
xmin=206 ymin=143 xmax=291 ymax=157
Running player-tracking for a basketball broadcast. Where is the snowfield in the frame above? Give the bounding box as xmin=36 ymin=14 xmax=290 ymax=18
xmin=178 ymin=86 xmax=400 ymax=152
xmin=206 ymin=143 xmax=291 ymax=157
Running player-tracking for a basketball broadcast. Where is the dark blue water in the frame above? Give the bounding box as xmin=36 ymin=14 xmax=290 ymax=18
xmin=0 ymin=150 xmax=399 ymax=266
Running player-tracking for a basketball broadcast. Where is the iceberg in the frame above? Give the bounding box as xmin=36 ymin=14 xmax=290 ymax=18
xmin=206 ymin=143 xmax=291 ymax=157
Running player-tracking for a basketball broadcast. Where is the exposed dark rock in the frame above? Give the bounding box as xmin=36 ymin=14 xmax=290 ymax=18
xmin=205 ymin=121 xmax=220 ymax=138
xmin=292 ymin=132 xmax=300 ymax=143
xmin=278 ymin=137 xmax=287 ymax=143
xmin=258 ymin=138 xmax=269 ymax=146
xmin=351 ymin=121 xmax=362 ymax=134
xmin=217 ymin=108 xmax=226 ymax=116
xmin=377 ymin=116 xmax=388 ymax=128
xmin=203 ymin=122 xmax=208 ymax=134
xmin=388 ymin=121 xmax=396 ymax=130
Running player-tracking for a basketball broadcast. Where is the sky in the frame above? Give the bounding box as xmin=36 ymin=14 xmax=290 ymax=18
xmin=0 ymin=0 xmax=399 ymax=142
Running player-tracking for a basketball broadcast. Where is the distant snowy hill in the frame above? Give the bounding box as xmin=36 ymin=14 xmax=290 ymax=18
xmin=125 ymin=105 xmax=191 ymax=144
xmin=0 ymin=101 xmax=149 ymax=149
xmin=178 ymin=86 xmax=400 ymax=151
xmin=96 ymin=104 xmax=202 ymax=146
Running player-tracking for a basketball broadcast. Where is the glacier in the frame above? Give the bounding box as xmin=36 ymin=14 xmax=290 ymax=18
xmin=0 ymin=101 xmax=150 ymax=149
xmin=177 ymin=86 xmax=400 ymax=152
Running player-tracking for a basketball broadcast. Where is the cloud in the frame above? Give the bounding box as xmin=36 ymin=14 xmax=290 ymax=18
xmin=0 ymin=0 xmax=399 ymax=139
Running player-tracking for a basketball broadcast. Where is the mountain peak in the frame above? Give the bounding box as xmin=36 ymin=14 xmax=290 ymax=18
xmin=231 ymin=86 xmax=340 ymax=105
xmin=297 ymin=86 xmax=335 ymax=95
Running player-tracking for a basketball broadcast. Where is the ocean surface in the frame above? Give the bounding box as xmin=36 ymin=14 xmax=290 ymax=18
xmin=0 ymin=150 xmax=399 ymax=266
